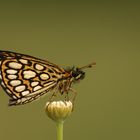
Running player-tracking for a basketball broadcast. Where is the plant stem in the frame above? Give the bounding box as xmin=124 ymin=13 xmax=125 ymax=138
xmin=56 ymin=121 xmax=64 ymax=140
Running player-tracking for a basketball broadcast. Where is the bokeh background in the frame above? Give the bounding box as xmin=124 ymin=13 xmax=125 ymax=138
xmin=0 ymin=1 xmax=140 ymax=140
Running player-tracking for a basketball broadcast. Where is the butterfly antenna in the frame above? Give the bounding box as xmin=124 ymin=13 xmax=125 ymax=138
xmin=78 ymin=62 xmax=96 ymax=70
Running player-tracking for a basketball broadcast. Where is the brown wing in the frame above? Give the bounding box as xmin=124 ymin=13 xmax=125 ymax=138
xmin=0 ymin=50 xmax=65 ymax=105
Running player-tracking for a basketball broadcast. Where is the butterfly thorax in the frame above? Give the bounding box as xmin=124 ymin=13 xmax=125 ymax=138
xmin=57 ymin=67 xmax=85 ymax=94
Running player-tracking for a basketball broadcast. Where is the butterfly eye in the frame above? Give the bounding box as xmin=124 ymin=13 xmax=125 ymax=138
xmin=72 ymin=71 xmax=78 ymax=77
xmin=75 ymin=72 xmax=85 ymax=80
xmin=72 ymin=68 xmax=85 ymax=81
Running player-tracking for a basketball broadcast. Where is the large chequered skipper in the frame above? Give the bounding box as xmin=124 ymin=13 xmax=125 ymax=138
xmin=0 ymin=50 xmax=96 ymax=106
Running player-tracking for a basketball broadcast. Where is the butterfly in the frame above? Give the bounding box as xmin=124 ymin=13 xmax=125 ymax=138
xmin=0 ymin=50 xmax=96 ymax=106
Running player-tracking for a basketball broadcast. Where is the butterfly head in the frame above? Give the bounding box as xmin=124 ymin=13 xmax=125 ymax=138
xmin=71 ymin=67 xmax=85 ymax=81
xmin=71 ymin=62 xmax=96 ymax=82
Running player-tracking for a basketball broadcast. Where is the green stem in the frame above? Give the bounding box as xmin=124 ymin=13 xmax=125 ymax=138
xmin=56 ymin=121 xmax=64 ymax=140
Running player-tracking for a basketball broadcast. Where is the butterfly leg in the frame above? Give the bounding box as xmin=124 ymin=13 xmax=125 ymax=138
xmin=69 ymin=88 xmax=77 ymax=111
xmin=64 ymin=91 xmax=69 ymax=101
xmin=70 ymin=88 xmax=77 ymax=103
xmin=49 ymin=90 xmax=57 ymax=102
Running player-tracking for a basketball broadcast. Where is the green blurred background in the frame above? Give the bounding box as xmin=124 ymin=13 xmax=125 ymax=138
xmin=0 ymin=1 xmax=140 ymax=140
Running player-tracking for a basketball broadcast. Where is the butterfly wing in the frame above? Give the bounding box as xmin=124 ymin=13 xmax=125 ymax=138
xmin=0 ymin=50 xmax=65 ymax=106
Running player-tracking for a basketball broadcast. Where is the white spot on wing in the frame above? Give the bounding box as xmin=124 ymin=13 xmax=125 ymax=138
xmin=17 ymin=99 xmax=21 ymax=103
xmin=19 ymin=59 xmax=28 ymax=64
xmin=31 ymin=81 xmax=39 ymax=87
xmin=40 ymin=73 xmax=49 ymax=80
xmin=7 ymin=74 xmax=17 ymax=79
xmin=26 ymin=81 xmax=56 ymax=97
xmin=1 ymin=82 xmax=5 ymax=87
xmin=10 ymin=80 xmax=21 ymax=86
xmin=35 ymin=64 xmax=44 ymax=70
xmin=6 ymin=69 xmax=18 ymax=74
xmin=23 ymin=70 xmax=36 ymax=79
xmin=8 ymin=62 xmax=22 ymax=69
xmin=33 ymin=85 xmax=42 ymax=91
xmin=22 ymin=90 xmax=30 ymax=96
xmin=13 ymin=95 xmax=17 ymax=99
xmin=6 ymin=89 xmax=11 ymax=94
xmin=21 ymin=98 xmax=27 ymax=102
xmin=15 ymin=85 xmax=26 ymax=92
xmin=21 ymin=97 xmax=31 ymax=103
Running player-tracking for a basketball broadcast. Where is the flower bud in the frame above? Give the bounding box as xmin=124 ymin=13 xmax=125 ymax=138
xmin=45 ymin=101 xmax=73 ymax=122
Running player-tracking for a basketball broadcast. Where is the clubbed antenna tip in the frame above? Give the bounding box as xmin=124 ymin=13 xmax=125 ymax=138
xmin=78 ymin=62 xmax=96 ymax=70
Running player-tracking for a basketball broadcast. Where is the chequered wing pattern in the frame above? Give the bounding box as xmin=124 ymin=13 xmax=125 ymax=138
xmin=0 ymin=50 xmax=65 ymax=106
